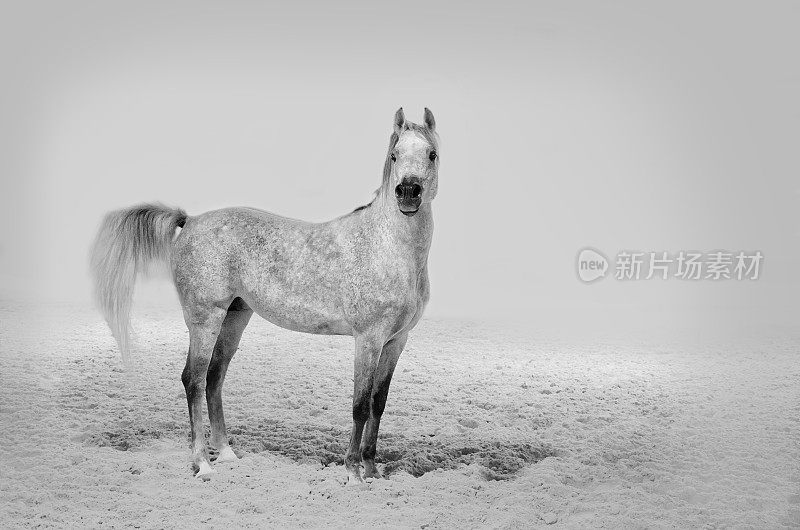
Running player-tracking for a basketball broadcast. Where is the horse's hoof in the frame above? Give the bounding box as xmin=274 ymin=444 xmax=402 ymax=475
xmin=195 ymin=461 xmax=216 ymax=478
xmin=346 ymin=469 xmax=364 ymax=486
xmin=362 ymin=464 xmax=383 ymax=480
xmin=214 ymin=446 xmax=238 ymax=463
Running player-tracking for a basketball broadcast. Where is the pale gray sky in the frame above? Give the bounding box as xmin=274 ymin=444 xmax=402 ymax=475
xmin=1 ymin=1 xmax=798 ymax=331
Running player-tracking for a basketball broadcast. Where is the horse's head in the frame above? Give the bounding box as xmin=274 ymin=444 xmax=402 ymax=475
xmin=386 ymin=108 xmax=439 ymax=217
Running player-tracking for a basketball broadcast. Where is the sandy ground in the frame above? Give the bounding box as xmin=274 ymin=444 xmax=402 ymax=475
xmin=0 ymin=299 xmax=798 ymax=529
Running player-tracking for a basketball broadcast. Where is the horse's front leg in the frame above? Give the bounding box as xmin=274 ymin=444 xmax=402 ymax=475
xmin=344 ymin=333 xmax=384 ymax=483
xmin=361 ymin=332 xmax=408 ymax=479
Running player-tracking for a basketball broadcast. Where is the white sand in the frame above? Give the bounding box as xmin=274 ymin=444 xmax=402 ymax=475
xmin=0 ymin=300 xmax=798 ymax=528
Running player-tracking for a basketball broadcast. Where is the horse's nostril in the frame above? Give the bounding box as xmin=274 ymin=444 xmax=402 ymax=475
xmin=395 ymin=182 xmax=423 ymax=200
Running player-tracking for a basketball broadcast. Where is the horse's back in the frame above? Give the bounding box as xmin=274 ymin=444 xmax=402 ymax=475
xmin=182 ymin=207 xmax=311 ymax=237
xmin=172 ymin=207 xmax=352 ymax=333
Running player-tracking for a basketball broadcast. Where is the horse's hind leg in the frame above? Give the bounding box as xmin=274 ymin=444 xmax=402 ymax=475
xmin=361 ymin=332 xmax=408 ymax=479
xmin=206 ymin=299 xmax=253 ymax=463
xmin=181 ymin=304 xmax=228 ymax=477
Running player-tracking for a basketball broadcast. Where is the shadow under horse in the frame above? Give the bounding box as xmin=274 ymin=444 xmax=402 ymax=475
xmin=90 ymin=108 xmax=440 ymax=482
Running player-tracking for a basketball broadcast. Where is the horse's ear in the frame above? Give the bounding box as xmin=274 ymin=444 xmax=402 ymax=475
xmin=423 ymin=107 xmax=436 ymax=132
xmin=393 ymin=107 xmax=405 ymax=134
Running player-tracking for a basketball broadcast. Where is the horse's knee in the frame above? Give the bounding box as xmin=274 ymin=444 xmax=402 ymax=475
xmin=181 ymin=363 xmax=191 ymax=389
xmin=183 ymin=381 xmax=205 ymax=404
xmin=182 ymin=362 xmax=209 ymax=402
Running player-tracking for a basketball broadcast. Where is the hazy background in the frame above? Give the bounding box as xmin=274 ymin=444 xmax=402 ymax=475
xmin=1 ymin=1 xmax=797 ymax=333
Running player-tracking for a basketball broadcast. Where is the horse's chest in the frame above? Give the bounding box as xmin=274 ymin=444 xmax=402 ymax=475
xmin=344 ymin=260 xmax=428 ymax=332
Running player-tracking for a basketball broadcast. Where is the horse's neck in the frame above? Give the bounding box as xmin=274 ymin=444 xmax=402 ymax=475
xmin=367 ymin=189 xmax=433 ymax=262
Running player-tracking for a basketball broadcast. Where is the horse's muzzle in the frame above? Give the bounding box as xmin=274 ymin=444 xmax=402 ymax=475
xmin=395 ymin=180 xmax=422 ymax=216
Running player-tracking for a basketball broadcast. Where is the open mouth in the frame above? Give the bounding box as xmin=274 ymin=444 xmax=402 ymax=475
xmin=400 ymin=208 xmax=419 ymax=217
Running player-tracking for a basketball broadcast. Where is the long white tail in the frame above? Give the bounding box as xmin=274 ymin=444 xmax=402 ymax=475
xmin=89 ymin=203 xmax=187 ymax=363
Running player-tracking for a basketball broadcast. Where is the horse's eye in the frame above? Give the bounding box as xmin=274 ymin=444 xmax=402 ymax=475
xmin=429 ymin=151 xmax=437 ymax=161
xmin=390 ymin=153 xmax=396 ymax=162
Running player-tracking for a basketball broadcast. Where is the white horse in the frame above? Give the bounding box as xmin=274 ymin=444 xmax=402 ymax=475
xmin=90 ymin=108 xmax=440 ymax=481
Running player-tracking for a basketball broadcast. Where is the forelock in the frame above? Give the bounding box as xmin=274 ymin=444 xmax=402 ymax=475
xmin=398 ymin=122 xmax=438 ymax=150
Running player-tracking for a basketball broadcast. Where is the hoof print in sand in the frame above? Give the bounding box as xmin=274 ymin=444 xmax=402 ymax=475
xmin=227 ymin=419 xmax=555 ymax=480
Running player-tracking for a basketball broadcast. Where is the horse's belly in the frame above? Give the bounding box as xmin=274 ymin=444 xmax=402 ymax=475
xmin=241 ymin=290 xmax=352 ymax=336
